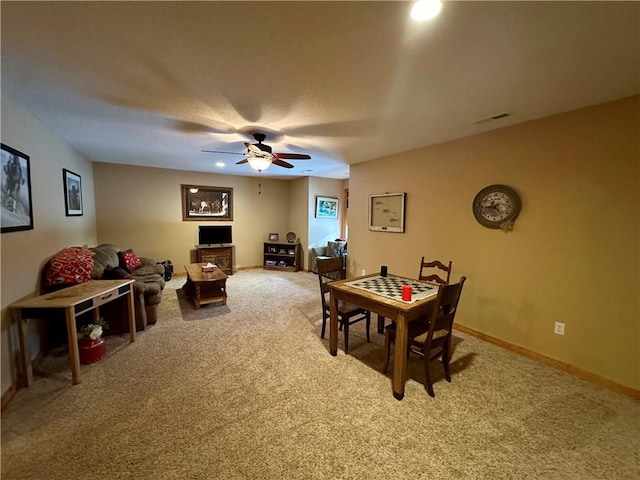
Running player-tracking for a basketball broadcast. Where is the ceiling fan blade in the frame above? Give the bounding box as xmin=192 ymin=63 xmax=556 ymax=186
xmin=236 ymin=159 xmax=249 ymax=165
xmin=274 ymin=153 xmax=311 ymax=160
xmin=202 ymin=150 xmax=244 ymax=155
xmin=272 ymin=159 xmax=294 ymax=169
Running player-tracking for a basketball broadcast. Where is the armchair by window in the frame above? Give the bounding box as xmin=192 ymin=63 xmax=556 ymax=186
xmin=310 ymin=240 xmax=347 ymax=273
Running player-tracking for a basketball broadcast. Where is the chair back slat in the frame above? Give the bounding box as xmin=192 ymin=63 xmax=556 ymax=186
xmin=419 ymin=257 xmax=452 ymax=285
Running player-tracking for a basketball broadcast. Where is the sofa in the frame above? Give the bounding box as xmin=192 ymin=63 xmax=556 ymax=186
xmin=310 ymin=240 xmax=347 ymax=273
xmin=42 ymin=244 xmax=165 ymax=332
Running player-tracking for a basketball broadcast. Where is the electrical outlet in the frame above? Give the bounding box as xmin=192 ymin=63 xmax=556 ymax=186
xmin=361 ymin=269 xmax=366 ymax=276
xmin=554 ymin=322 xmax=565 ymax=336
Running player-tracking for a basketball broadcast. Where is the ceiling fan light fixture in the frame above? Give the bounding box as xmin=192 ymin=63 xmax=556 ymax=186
xmin=411 ymin=0 xmax=442 ymax=22
xmin=247 ymin=157 xmax=272 ymax=172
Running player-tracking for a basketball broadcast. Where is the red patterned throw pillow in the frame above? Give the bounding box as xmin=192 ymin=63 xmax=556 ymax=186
xmin=45 ymin=246 xmax=95 ymax=287
xmin=118 ymin=249 xmax=142 ymax=272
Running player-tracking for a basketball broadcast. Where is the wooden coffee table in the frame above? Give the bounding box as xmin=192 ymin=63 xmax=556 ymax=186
xmin=182 ymin=263 xmax=228 ymax=309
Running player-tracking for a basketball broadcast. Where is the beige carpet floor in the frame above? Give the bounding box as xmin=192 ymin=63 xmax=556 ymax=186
xmin=2 ymin=270 xmax=639 ymax=479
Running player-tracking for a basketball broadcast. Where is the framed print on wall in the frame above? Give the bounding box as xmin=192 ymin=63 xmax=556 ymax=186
xmin=63 ymin=168 xmax=83 ymax=216
xmin=368 ymin=192 xmax=406 ymax=232
xmin=315 ymin=196 xmax=338 ymax=219
xmin=182 ymin=185 xmax=233 ymax=221
xmin=1 ymin=143 xmax=34 ymax=233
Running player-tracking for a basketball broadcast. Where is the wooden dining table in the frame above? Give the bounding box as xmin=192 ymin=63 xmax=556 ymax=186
xmin=327 ymin=273 xmax=439 ymax=400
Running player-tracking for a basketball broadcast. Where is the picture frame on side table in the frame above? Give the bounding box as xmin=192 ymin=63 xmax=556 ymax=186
xmin=368 ymin=192 xmax=406 ymax=232
xmin=182 ymin=185 xmax=233 ymax=221
xmin=63 ymin=168 xmax=83 ymax=216
xmin=268 ymin=233 xmax=279 ymax=241
xmin=1 ymin=143 xmax=34 ymax=233
xmin=315 ymin=196 xmax=338 ymax=219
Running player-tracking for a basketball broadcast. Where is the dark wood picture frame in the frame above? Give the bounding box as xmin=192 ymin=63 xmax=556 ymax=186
xmin=63 ymin=168 xmax=83 ymax=216
xmin=182 ymin=185 xmax=233 ymax=221
xmin=1 ymin=143 xmax=34 ymax=233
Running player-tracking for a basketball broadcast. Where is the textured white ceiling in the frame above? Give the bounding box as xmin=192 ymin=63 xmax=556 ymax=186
xmin=1 ymin=1 xmax=638 ymax=179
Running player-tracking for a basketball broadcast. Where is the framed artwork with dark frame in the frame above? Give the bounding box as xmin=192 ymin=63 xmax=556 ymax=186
xmin=368 ymin=192 xmax=406 ymax=232
xmin=268 ymin=233 xmax=279 ymax=241
xmin=63 ymin=168 xmax=83 ymax=216
xmin=1 ymin=143 xmax=34 ymax=233
xmin=182 ymin=185 xmax=233 ymax=221
xmin=315 ymin=196 xmax=338 ymax=219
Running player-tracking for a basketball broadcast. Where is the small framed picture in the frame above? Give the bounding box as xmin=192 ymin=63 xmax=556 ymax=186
xmin=268 ymin=233 xmax=279 ymax=241
xmin=315 ymin=196 xmax=338 ymax=219
xmin=1 ymin=143 xmax=34 ymax=233
xmin=63 ymin=168 xmax=83 ymax=216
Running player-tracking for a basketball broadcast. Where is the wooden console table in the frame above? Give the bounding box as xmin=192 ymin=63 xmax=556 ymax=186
xmin=11 ymin=279 xmax=136 ymax=386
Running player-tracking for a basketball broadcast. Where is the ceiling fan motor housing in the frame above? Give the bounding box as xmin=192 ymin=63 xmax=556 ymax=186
xmin=252 ymin=133 xmax=272 ymax=153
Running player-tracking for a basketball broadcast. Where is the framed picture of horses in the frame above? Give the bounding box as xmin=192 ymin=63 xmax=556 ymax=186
xmin=182 ymin=185 xmax=233 ymax=221
xmin=63 ymin=169 xmax=83 ymax=216
xmin=1 ymin=143 xmax=34 ymax=233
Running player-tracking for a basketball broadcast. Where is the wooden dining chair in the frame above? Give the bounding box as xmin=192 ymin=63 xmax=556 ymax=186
xmin=316 ymin=256 xmax=371 ymax=354
xmin=382 ymin=276 xmax=467 ymax=397
xmin=418 ymin=258 xmax=452 ymax=285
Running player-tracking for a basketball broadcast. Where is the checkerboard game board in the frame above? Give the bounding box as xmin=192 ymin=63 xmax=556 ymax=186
xmin=345 ymin=275 xmax=439 ymax=303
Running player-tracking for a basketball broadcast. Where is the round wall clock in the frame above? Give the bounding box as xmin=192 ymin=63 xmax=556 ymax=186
xmin=472 ymin=184 xmax=522 ymax=230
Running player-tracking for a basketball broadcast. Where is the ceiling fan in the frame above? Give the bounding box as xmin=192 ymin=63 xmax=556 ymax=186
xmin=201 ymin=133 xmax=311 ymax=172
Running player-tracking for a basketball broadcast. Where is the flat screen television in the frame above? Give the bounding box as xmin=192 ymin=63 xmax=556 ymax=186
xmin=198 ymin=225 xmax=232 ymax=245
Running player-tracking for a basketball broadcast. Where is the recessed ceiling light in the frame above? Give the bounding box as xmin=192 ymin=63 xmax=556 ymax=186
xmin=410 ymin=0 xmax=442 ymax=22
xmin=215 ymin=162 xmax=225 ymax=167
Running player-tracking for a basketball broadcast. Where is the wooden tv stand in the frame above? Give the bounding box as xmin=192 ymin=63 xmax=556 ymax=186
xmin=196 ymin=245 xmax=234 ymax=275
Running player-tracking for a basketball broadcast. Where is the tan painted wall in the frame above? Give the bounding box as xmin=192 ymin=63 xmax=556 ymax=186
xmin=93 ymin=163 xmax=292 ymax=270
xmin=348 ymin=96 xmax=640 ymax=389
xmin=1 ymin=94 xmax=97 ymax=394
xmin=308 ymin=177 xmax=344 ymax=247
xmin=307 ymin=177 xmax=345 ymax=269
xmin=289 ymin=177 xmax=309 ymax=270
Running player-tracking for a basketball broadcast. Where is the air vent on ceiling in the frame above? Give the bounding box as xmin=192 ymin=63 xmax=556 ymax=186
xmin=473 ymin=112 xmax=512 ymax=125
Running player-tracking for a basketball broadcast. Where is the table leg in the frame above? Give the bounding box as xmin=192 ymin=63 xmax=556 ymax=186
xmin=392 ymin=313 xmax=408 ymax=400
xmin=221 ymin=279 xmax=227 ymax=305
xmin=329 ymin=291 xmax=338 ymax=356
xmin=66 ymin=306 xmax=81 ymax=385
xmin=15 ymin=309 xmax=33 ymax=387
xmin=126 ymin=287 xmax=136 ymax=342
xmin=377 ymin=314 xmax=386 ymax=333
xmin=194 ymin=283 xmax=201 ymax=309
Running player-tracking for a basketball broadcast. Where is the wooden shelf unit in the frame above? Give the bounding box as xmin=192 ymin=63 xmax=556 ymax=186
xmin=196 ymin=245 xmax=234 ymax=275
xmin=263 ymin=242 xmax=301 ymax=272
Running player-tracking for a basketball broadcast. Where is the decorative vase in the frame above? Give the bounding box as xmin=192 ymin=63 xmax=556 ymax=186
xmin=78 ymin=336 xmax=106 ymax=364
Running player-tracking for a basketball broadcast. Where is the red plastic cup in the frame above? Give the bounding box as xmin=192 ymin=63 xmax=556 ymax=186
xmin=402 ymin=284 xmax=412 ymax=301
